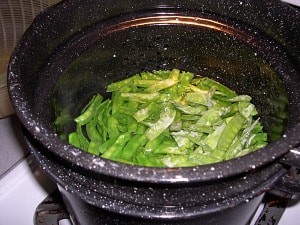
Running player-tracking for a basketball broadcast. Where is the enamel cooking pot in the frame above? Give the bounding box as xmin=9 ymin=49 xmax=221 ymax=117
xmin=8 ymin=0 xmax=300 ymax=224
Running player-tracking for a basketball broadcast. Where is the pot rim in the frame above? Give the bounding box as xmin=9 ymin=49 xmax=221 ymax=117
xmin=7 ymin=0 xmax=300 ymax=184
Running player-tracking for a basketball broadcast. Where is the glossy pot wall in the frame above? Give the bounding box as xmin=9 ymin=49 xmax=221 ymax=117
xmin=8 ymin=0 xmax=300 ymax=224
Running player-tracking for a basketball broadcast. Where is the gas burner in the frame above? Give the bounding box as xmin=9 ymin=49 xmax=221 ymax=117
xmin=34 ymin=190 xmax=69 ymax=225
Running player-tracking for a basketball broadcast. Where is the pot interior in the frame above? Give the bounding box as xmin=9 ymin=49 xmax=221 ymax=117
xmin=44 ymin=9 xmax=292 ymax=142
xmin=8 ymin=1 xmax=300 ymax=183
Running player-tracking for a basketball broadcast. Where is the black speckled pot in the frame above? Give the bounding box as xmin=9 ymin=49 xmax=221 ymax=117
xmin=8 ymin=0 xmax=300 ymax=224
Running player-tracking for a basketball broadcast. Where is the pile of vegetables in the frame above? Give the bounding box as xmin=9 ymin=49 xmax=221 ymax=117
xmin=68 ymin=69 xmax=268 ymax=167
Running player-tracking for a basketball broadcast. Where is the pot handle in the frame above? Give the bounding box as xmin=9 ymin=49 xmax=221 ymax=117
xmin=274 ymin=147 xmax=300 ymax=195
xmin=279 ymin=147 xmax=300 ymax=169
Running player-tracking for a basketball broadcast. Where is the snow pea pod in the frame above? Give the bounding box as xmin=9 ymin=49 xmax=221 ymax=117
xmin=107 ymin=116 xmax=120 ymax=138
xmin=145 ymin=107 xmax=176 ymax=140
xmin=106 ymin=74 xmax=140 ymax=92
xmin=97 ymin=136 xmax=118 ymax=154
xmin=134 ymin=79 xmax=157 ymax=87
xmin=143 ymin=133 xmax=165 ymax=154
xmin=101 ymin=133 xmax=132 ymax=159
xmin=75 ymin=124 xmax=89 ymax=150
xmin=87 ymin=141 xmax=101 ymax=155
xmin=86 ymin=122 xmax=103 ymax=143
xmin=145 ymin=69 xmax=179 ymax=92
xmin=133 ymin=102 xmax=157 ymax=122
xmin=120 ymin=93 xmax=159 ymax=102
xmin=74 ymin=94 xmax=103 ymax=125
xmin=135 ymin=152 xmax=158 ymax=167
xmin=121 ymin=134 xmax=148 ymax=161
xmin=195 ymin=105 xmax=224 ymax=127
xmin=171 ymin=100 xmax=207 ymax=115
xmin=201 ymin=77 xmax=237 ymax=98
xmin=214 ymin=113 xmax=246 ymax=159
xmin=68 ymin=132 xmax=81 ymax=148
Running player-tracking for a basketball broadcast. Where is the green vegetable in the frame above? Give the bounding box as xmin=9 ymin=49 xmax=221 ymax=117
xmin=120 ymin=134 xmax=148 ymax=161
xmin=145 ymin=106 xmax=176 ymax=141
xmin=66 ymin=69 xmax=268 ymax=167
xmin=74 ymin=94 xmax=103 ymax=125
xmin=101 ymin=132 xmax=132 ymax=159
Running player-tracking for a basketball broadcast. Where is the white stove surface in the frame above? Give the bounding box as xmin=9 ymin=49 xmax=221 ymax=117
xmin=0 ymin=156 xmax=56 ymax=225
xmin=0 ymin=115 xmax=68 ymax=225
